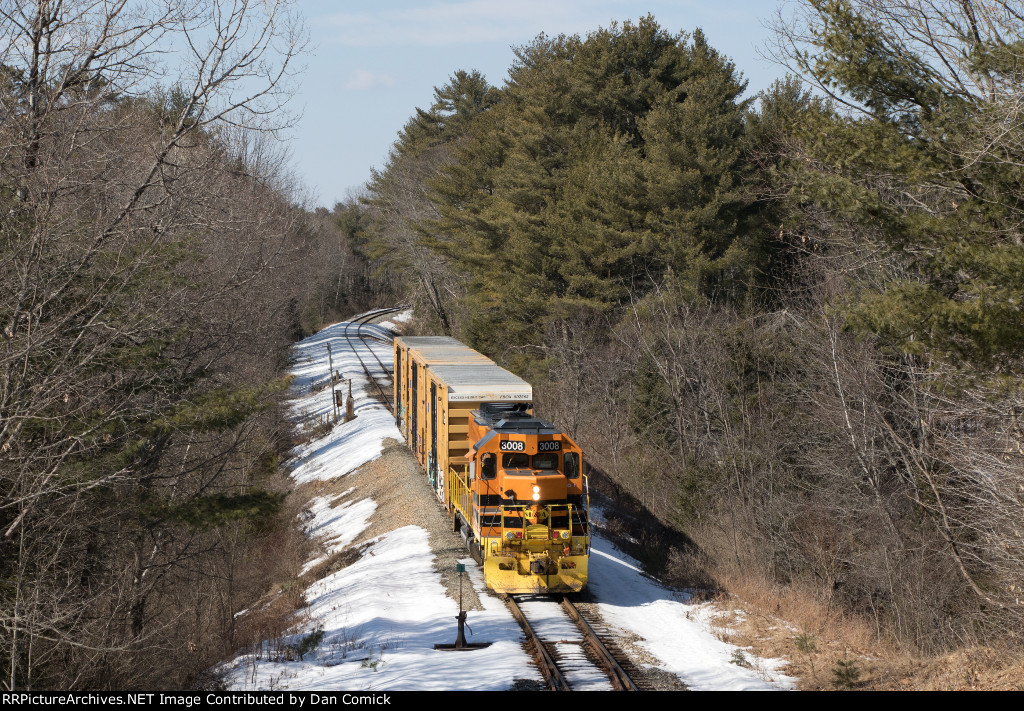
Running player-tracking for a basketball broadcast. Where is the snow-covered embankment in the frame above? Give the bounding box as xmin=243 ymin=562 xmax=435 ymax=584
xmin=219 ymin=313 xmax=794 ymax=691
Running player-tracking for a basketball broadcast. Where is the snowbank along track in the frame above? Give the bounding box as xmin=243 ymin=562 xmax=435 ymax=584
xmin=345 ymin=310 xmax=641 ymax=691
xmin=506 ymin=594 xmax=640 ymax=691
xmin=342 ymin=307 xmax=404 ymax=413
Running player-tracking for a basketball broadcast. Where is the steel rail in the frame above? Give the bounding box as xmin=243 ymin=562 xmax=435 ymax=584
xmin=560 ymin=596 xmax=638 ymax=691
xmin=340 ymin=307 xmax=404 ymax=414
xmin=505 ymin=595 xmax=570 ymax=691
xmin=353 ymin=322 xmax=397 ymax=378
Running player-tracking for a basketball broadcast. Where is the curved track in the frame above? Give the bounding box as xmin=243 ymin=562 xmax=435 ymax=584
xmin=341 ymin=306 xmax=405 ymax=413
xmin=506 ymin=594 xmax=639 ymax=692
xmin=340 ymin=310 xmax=638 ymax=691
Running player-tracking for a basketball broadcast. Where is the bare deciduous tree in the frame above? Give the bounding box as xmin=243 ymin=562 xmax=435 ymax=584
xmin=0 ymin=0 xmax=308 ymax=690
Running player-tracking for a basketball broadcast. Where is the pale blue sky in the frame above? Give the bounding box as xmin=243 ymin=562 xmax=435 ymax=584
xmin=293 ymin=1 xmax=787 ymax=208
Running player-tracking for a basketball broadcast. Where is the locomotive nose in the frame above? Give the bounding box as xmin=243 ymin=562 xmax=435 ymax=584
xmin=507 ymin=476 xmax=565 ymax=502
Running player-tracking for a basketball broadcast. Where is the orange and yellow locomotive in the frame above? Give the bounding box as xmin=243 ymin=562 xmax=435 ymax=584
xmin=393 ymin=337 xmax=590 ymax=593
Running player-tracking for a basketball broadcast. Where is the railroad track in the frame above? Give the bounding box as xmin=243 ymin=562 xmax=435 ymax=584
xmin=342 ymin=312 xmax=640 ymax=691
xmin=505 ymin=594 xmax=639 ymax=691
xmin=339 ymin=306 xmax=405 ymax=413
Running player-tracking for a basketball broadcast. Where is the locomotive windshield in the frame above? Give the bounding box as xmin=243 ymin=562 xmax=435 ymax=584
xmin=532 ymin=453 xmax=558 ymax=470
xmin=501 ymin=452 xmax=561 ymax=473
xmin=564 ymin=451 xmax=580 ymax=479
xmin=502 ymin=452 xmax=529 ymax=469
xmin=481 ymin=452 xmax=496 ymax=479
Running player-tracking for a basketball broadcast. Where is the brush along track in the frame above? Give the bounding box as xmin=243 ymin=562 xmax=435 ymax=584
xmin=506 ymin=594 xmax=640 ymax=691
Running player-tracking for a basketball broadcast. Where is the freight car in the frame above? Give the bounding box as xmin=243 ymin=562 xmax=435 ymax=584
xmin=393 ymin=337 xmax=590 ymax=593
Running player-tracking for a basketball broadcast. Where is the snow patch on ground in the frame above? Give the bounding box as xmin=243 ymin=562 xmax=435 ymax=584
xmin=226 ymin=527 xmax=538 ymax=691
xmin=588 ymin=527 xmax=796 ymax=690
xmin=378 ymin=309 xmax=413 ymax=331
xmin=299 ymin=495 xmax=376 ymax=576
xmin=286 ymin=320 xmax=400 ymax=485
xmin=290 ymin=407 xmax=398 ymax=485
xmin=221 ymin=315 xmax=540 ymax=691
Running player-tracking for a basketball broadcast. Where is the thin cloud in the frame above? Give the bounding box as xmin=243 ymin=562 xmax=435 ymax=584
xmin=324 ymin=0 xmax=649 ymax=47
xmin=344 ymin=69 xmax=396 ymax=90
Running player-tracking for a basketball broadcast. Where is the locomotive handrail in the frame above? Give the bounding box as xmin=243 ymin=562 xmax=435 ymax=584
xmin=450 ymin=465 xmax=472 ymax=528
xmin=492 ymin=486 xmax=591 ymax=552
xmin=498 ymin=501 xmax=578 ymax=550
xmin=580 ymin=474 xmax=592 ymax=553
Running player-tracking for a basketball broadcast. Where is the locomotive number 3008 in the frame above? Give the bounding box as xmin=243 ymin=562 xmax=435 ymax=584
xmin=499 ymin=440 xmax=561 ymax=452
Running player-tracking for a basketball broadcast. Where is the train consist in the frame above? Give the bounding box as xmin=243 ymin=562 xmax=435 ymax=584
xmin=393 ymin=337 xmax=590 ymax=594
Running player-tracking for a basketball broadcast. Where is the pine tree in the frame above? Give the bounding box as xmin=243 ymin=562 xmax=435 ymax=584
xmin=424 ymin=17 xmax=755 ymax=356
xmin=781 ymin=0 xmax=1024 ymax=374
xmin=363 ymin=70 xmax=498 ymax=333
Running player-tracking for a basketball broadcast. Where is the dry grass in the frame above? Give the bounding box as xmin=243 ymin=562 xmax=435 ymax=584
xmin=299 ymin=543 xmax=368 ymax=584
xmin=710 ymin=570 xmax=1024 ymax=690
xmin=224 ymin=491 xmax=315 ymax=659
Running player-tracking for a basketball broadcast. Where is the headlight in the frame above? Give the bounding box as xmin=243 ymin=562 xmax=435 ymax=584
xmin=505 ymin=531 xmax=515 ymax=540
xmin=532 ymin=492 xmax=540 ymax=501
xmin=561 ymin=531 xmax=569 ymax=540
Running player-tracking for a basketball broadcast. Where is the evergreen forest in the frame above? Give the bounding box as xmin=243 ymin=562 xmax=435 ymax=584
xmin=363 ymin=4 xmax=1024 ymax=662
